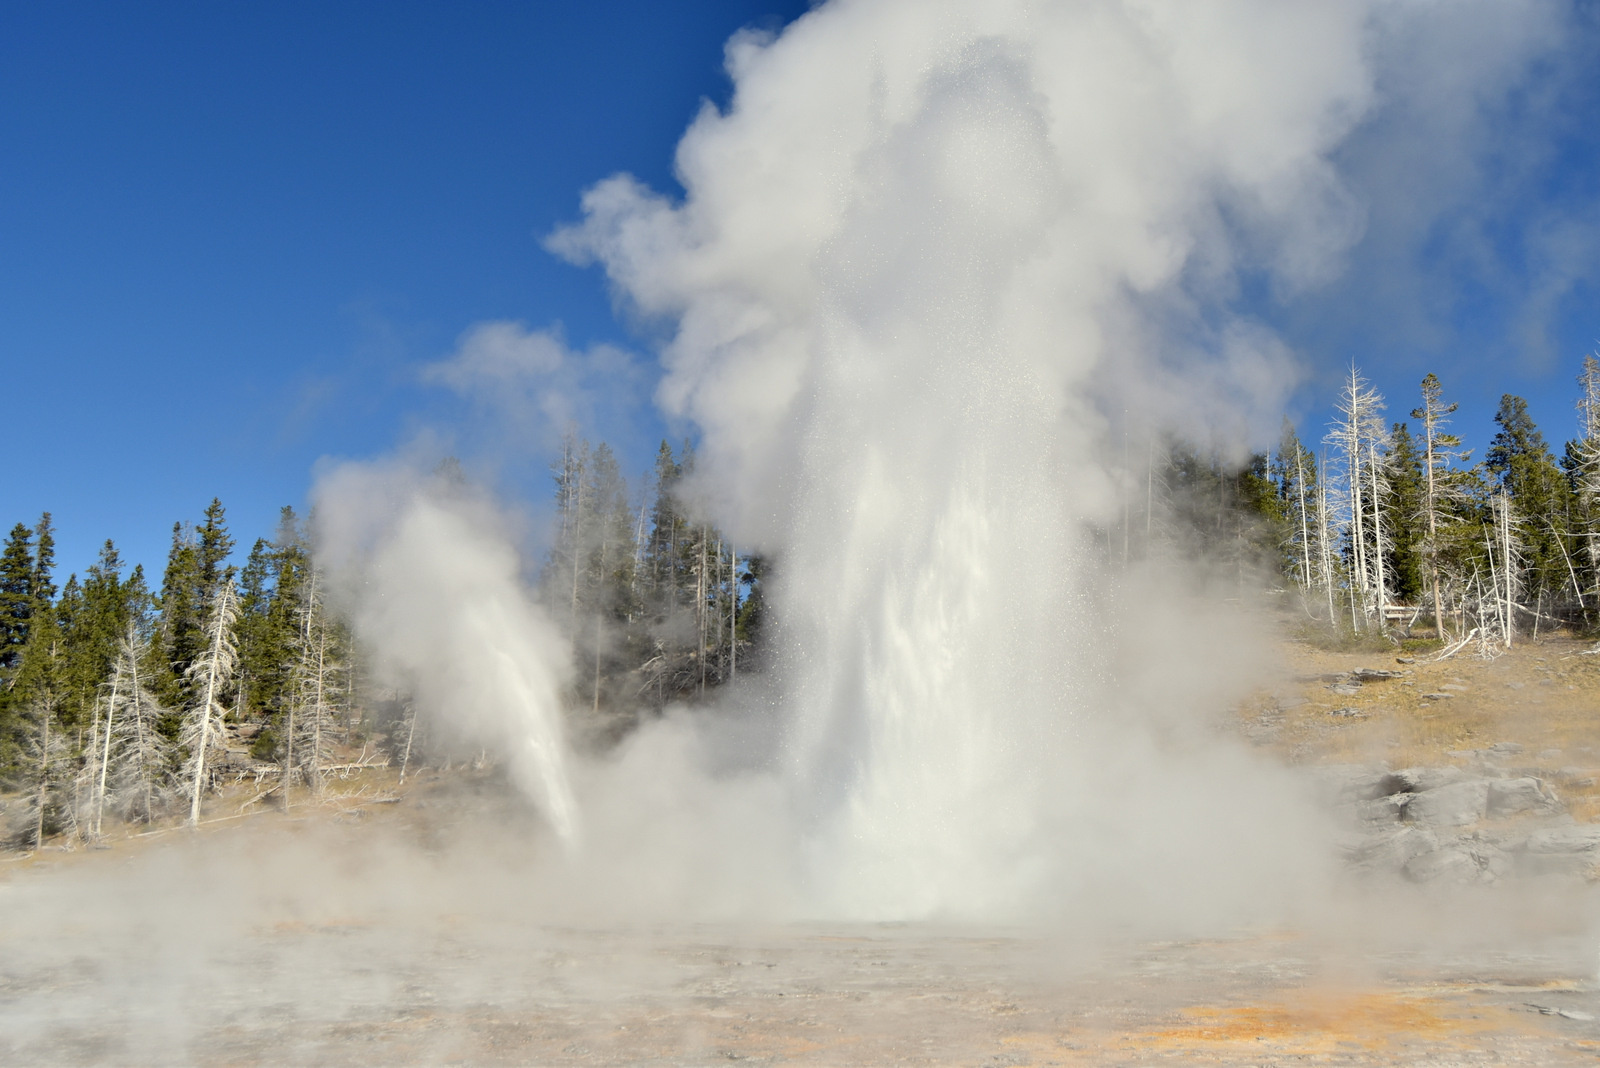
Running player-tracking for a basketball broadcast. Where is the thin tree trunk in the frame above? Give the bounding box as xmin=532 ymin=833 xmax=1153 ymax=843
xmin=698 ymin=526 xmax=708 ymax=696
xmin=1146 ymin=440 xmax=1155 ymax=539
xmin=1369 ymin=443 xmax=1387 ymax=633
xmin=1121 ymin=424 xmax=1130 ymax=566
xmin=1502 ymin=502 xmax=1516 ymax=648
xmin=190 ymin=656 xmax=222 ymax=825
xmin=398 ymin=702 xmax=418 ymax=785
xmin=310 ymin=611 xmax=326 ymax=796
xmin=35 ymin=710 xmax=49 ymax=849
xmin=570 ymin=472 xmax=584 ymax=624
xmin=593 ymin=527 xmax=608 ymax=717
xmin=1422 ymin=409 xmax=1445 ymax=640
xmin=94 ymin=673 xmax=120 ymax=837
xmin=1318 ymin=456 xmax=1336 ymax=625
xmin=128 ymin=641 xmax=154 ymax=820
xmin=1350 ymin=440 xmax=1367 ymax=625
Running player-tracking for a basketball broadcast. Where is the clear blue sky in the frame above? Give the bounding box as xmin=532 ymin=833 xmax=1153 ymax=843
xmin=1 ymin=1 xmax=809 ymax=578
xmin=3 ymin=1 xmax=1598 ymax=582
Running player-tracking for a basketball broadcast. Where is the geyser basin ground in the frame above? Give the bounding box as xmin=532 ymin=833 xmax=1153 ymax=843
xmin=3 ymin=763 xmax=1600 ymax=1066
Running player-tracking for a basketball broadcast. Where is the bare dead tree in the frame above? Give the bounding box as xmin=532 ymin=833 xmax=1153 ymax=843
xmin=183 ymin=582 xmax=239 ymax=826
xmin=288 ymin=568 xmax=340 ymax=798
xmin=108 ymin=626 xmax=174 ymax=824
xmin=1326 ymin=366 xmax=1387 ymax=631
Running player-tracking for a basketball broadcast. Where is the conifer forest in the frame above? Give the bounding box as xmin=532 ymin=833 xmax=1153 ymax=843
xmin=4 ymin=358 xmax=1600 ymax=849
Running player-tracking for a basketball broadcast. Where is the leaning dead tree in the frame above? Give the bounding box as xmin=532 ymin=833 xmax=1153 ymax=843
xmin=83 ymin=680 xmax=120 ymax=840
xmin=182 ymin=582 xmax=239 ymax=826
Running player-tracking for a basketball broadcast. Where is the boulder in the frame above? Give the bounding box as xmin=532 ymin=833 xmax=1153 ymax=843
xmin=1515 ymin=825 xmax=1600 ymax=878
xmin=1348 ymin=826 xmax=1438 ymax=872
xmin=1405 ymin=779 xmax=1490 ymax=827
xmin=1557 ymin=767 xmax=1597 ymax=788
xmin=1486 ymin=777 xmax=1561 ymax=819
xmin=1403 ymin=837 xmax=1508 ymax=884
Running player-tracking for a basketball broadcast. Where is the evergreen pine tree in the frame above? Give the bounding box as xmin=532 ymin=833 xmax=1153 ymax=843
xmin=1384 ymin=422 xmax=1426 ymax=604
xmin=155 ymin=521 xmax=200 ymax=703
xmin=1411 ymin=373 xmax=1468 ymax=637
xmin=0 ymin=523 xmax=35 ymax=679
xmin=235 ymin=537 xmax=275 ymax=721
xmin=1487 ymin=394 xmax=1571 ymax=627
xmin=30 ymin=514 xmax=56 ymax=610
xmin=195 ymin=499 xmax=235 ymax=609
xmin=57 ymin=542 xmax=134 ymax=730
xmin=9 ymin=603 xmax=69 ymax=841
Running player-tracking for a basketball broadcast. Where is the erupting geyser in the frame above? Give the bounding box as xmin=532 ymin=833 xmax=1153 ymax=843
xmin=549 ymin=0 xmax=1374 ymax=920
xmin=318 ymin=0 xmax=1569 ymax=925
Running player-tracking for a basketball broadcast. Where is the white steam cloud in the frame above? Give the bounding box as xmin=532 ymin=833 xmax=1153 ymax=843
xmin=422 ymin=321 xmax=644 ymax=444
xmin=312 ymin=0 xmax=1570 ymax=926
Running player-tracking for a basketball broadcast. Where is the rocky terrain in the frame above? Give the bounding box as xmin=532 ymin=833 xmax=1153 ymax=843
xmin=1240 ymin=636 xmax=1600 ymax=892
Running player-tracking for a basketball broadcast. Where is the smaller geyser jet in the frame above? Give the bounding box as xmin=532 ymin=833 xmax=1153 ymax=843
xmin=314 ymin=464 xmax=579 ymax=843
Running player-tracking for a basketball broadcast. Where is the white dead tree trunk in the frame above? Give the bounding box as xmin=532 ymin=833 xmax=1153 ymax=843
xmin=697 ymin=524 xmax=708 ymax=696
xmin=1293 ymin=448 xmax=1313 ymax=598
xmin=1326 ymin=365 xmax=1387 ymax=631
xmin=289 ymin=568 xmax=340 ymax=798
xmin=1494 ymin=494 xmax=1521 ymax=648
xmin=183 ymin=583 xmax=239 ymax=826
xmin=1317 ymin=453 xmax=1337 ymax=624
xmin=1368 ymin=439 xmax=1391 ymax=628
xmin=729 ymin=545 xmax=738 ymax=683
xmin=30 ymin=697 xmax=61 ymax=849
xmin=569 ymin=448 xmax=585 ymax=627
xmin=1576 ymin=354 xmax=1600 ymax=600
xmin=397 ymin=698 xmax=420 ymax=785
xmin=90 ymin=671 xmax=120 ymax=838
xmin=592 ymin=520 xmax=608 ymax=718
